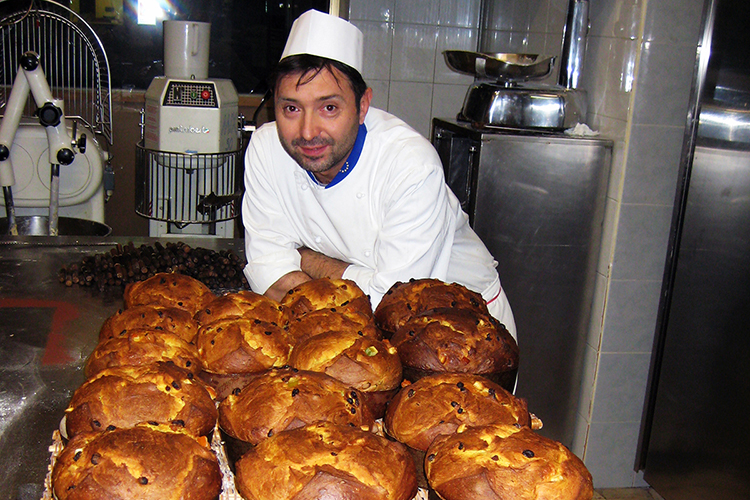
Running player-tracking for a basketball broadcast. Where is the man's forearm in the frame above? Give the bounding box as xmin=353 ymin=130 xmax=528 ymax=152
xmin=299 ymin=247 xmax=349 ymax=280
xmin=264 ymin=270 xmax=311 ymax=302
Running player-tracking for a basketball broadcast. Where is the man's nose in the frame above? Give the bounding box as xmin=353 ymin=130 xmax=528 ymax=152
xmin=300 ymin=112 xmax=319 ymax=141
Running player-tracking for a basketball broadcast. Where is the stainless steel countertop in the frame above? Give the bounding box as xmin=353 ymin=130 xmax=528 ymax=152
xmin=0 ymin=236 xmax=245 ymax=500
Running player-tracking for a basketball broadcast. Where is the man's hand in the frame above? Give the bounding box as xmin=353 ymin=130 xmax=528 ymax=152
xmin=263 ymin=248 xmax=350 ymax=302
xmin=299 ymin=247 xmax=349 ymax=280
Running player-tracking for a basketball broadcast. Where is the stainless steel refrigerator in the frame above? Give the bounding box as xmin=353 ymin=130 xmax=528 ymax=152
xmin=638 ymin=0 xmax=750 ymax=498
xmin=432 ymin=119 xmax=612 ymax=447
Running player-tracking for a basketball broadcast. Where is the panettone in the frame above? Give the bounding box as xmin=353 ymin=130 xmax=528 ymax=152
xmin=123 ymin=272 xmax=216 ymax=315
xmin=98 ymin=305 xmax=199 ymax=343
xmin=84 ymin=329 xmax=203 ymax=378
xmin=51 ymin=423 xmax=222 ymax=500
xmin=234 ymin=421 xmax=418 ymax=500
xmin=374 ymin=278 xmax=490 ymax=337
xmin=390 ymin=307 xmax=518 ymax=390
xmin=425 ymin=423 xmax=593 ymax=500
xmin=286 ymin=307 xmax=381 ymax=346
xmin=195 ymin=316 xmax=294 ymax=374
xmin=289 ymin=330 xmax=402 ymax=418
xmin=218 ymin=367 xmax=375 ymax=446
xmin=279 ymin=278 xmax=373 ymax=320
xmin=64 ymin=363 xmax=217 ymax=439
xmin=193 ymin=290 xmax=288 ymax=326
xmin=384 ymin=373 xmax=537 ymax=452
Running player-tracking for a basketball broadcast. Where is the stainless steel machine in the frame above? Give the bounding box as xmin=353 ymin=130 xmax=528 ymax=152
xmin=432 ymin=119 xmax=612 ymax=447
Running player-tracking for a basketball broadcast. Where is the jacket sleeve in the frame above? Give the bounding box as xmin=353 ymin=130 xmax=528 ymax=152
xmin=241 ymin=129 xmax=303 ymax=294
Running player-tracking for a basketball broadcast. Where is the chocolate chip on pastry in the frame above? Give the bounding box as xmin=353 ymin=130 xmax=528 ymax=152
xmin=193 ymin=289 xmax=288 ymax=326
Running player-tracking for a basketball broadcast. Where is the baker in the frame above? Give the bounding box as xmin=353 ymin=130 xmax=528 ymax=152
xmin=241 ymin=9 xmax=517 ymax=339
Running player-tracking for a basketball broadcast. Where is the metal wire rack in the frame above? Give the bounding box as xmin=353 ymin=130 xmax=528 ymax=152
xmin=135 ymin=141 xmax=243 ymax=225
xmin=0 ymin=0 xmax=113 ymax=144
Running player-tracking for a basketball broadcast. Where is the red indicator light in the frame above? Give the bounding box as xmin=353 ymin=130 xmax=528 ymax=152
xmin=201 ymin=89 xmax=211 ymax=100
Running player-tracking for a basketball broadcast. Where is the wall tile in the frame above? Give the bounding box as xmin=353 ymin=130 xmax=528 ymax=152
xmin=354 ymin=21 xmax=393 ymax=82
xmin=582 ymin=35 xmax=637 ymax=122
xmin=480 ymin=29 xmax=547 ymax=55
xmin=484 ymin=0 xmax=549 ymax=32
xmin=622 ymin=123 xmax=684 ymax=205
xmin=438 ymin=0 xmax=482 ymax=28
xmin=435 ymin=27 xmax=479 ymax=84
xmin=642 ymin=0 xmax=704 ymax=45
xmin=585 ymin=421 xmax=642 ymax=488
xmin=547 ymin=0 xmax=568 ymax=33
xmin=349 ymin=0 xmax=394 ymax=22
xmin=631 ymin=41 xmax=696 ymax=127
xmin=589 ymin=0 xmax=644 ymax=39
xmin=611 ymin=203 xmax=672 ymax=281
xmin=390 ymin=24 xmax=439 ymax=82
xmin=431 ymin=83 xmax=468 ymax=124
xmin=591 ymin=352 xmax=650 ymax=422
xmin=388 ymin=80 xmax=434 ymax=137
xmin=601 ymin=279 xmax=662 ymax=353
xmin=368 ymin=79 xmax=391 ymax=111
xmin=393 ymin=0 xmax=440 ymax=25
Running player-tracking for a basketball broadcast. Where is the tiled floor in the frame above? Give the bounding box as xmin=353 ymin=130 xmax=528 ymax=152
xmin=595 ymin=488 xmax=665 ymax=500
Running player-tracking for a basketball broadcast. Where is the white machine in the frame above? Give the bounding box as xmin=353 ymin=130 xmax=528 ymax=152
xmin=137 ymin=20 xmax=242 ymax=239
xmin=0 ymin=1 xmax=113 ymax=236
xmin=0 ymin=53 xmax=101 ymax=234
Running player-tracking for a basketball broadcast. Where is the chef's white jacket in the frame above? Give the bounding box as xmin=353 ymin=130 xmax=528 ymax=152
xmin=242 ymin=107 xmax=515 ymax=337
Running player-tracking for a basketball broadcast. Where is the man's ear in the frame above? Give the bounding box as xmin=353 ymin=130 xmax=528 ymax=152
xmin=359 ymin=87 xmax=373 ymax=124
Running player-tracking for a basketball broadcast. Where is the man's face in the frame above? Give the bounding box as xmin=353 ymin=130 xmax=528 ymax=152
xmin=275 ymin=66 xmax=372 ymax=184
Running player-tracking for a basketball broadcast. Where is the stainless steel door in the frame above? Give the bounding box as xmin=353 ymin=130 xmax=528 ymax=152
xmin=472 ymin=132 xmax=612 ymax=446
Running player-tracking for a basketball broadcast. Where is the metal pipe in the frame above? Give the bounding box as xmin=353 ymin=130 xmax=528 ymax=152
xmin=3 ymin=186 xmax=18 ymax=235
xmin=558 ymin=0 xmax=590 ymax=89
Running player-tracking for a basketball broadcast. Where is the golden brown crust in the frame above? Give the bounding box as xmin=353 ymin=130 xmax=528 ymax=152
xmin=384 ymin=373 xmax=532 ymax=451
xmin=195 ymin=316 xmax=294 ymax=374
xmin=287 ymin=308 xmax=381 ymax=346
xmin=84 ymin=329 xmax=203 ymax=378
xmin=64 ymin=363 xmax=217 ymax=439
xmin=425 ymin=424 xmax=593 ymax=500
xmin=280 ymin=278 xmax=373 ymax=320
xmin=193 ymin=290 xmax=288 ymax=326
xmin=51 ymin=424 xmax=222 ymax=500
xmin=391 ymin=308 xmax=518 ymax=376
xmin=289 ymin=330 xmax=402 ymax=393
xmin=123 ymin=272 xmax=216 ymax=315
xmin=234 ymin=421 xmax=418 ymax=500
xmin=218 ymin=367 xmax=375 ymax=445
xmin=99 ymin=305 xmax=199 ymax=343
xmin=374 ymin=279 xmax=490 ymax=336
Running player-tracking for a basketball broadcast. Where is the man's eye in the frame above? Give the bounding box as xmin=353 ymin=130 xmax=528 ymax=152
xmin=285 ymin=105 xmax=298 ymax=113
xmin=324 ymin=104 xmax=337 ymax=112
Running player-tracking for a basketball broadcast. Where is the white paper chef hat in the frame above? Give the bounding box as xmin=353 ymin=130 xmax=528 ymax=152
xmin=280 ymin=9 xmax=364 ymax=73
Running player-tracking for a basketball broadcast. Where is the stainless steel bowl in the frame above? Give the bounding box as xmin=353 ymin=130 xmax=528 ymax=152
xmin=458 ymin=83 xmax=587 ymax=130
xmin=443 ymin=50 xmax=555 ymax=82
xmin=0 ymin=216 xmax=112 ymax=236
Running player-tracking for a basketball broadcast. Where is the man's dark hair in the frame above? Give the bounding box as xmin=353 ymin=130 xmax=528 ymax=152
xmin=272 ymin=54 xmax=368 ymax=111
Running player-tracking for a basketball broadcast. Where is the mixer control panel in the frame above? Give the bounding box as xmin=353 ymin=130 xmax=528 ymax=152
xmin=163 ymin=81 xmax=218 ymax=107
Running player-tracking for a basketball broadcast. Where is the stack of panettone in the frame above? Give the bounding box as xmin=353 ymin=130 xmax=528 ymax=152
xmin=51 ymin=272 xmax=593 ymax=500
